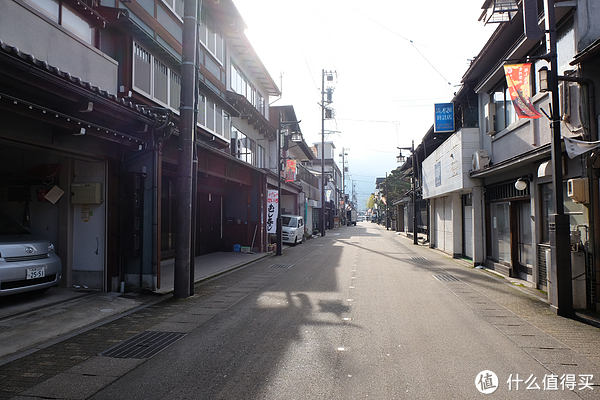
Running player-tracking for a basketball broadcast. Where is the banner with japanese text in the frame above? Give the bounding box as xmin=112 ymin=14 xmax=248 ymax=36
xmin=285 ymin=160 xmax=297 ymax=182
xmin=504 ymin=64 xmax=541 ymax=119
xmin=267 ymin=190 xmax=278 ymax=234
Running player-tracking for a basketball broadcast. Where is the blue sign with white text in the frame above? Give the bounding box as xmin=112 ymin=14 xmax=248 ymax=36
xmin=434 ymin=103 xmax=454 ymax=133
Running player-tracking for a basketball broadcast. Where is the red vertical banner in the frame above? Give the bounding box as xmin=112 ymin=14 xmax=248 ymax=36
xmin=503 ymin=64 xmax=541 ymax=119
xmin=285 ymin=160 xmax=297 ymax=182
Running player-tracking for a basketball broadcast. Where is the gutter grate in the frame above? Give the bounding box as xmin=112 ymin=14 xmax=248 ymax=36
xmin=101 ymin=331 xmax=186 ymax=359
xmin=411 ymin=257 xmax=427 ymax=261
xmin=433 ymin=274 xmax=460 ymax=282
xmin=269 ymin=264 xmax=292 ymax=269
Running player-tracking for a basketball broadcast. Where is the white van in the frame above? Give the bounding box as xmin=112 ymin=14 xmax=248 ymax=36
xmin=281 ymin=215 xmax=304 ymax=245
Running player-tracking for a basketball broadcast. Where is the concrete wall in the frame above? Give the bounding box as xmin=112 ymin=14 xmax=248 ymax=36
xmin=1 ymin=1 xmax=119 ymax=94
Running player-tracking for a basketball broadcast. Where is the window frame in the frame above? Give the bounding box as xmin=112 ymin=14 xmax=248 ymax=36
xmin=22 ymin=0 xmax=97 ymax=45
xmin=490 ymin=80 xmax=516 ymax=132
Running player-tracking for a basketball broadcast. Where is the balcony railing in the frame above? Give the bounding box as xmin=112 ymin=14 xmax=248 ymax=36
xmin=296 ymin=164 xmax=319 ymax=188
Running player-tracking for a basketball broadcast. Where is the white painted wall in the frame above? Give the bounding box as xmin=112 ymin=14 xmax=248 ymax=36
xmin=71 ymin=160 xmax=106 ymax=289
xmin=422 ymin=128 xmax=479 ymax=199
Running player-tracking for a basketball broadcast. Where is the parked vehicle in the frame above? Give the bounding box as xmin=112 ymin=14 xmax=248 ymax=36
xmin=346 ymin=209 xmax=357 ymax=226
xmin=0 ymin=211 xmax=62 ymax=296
xmin=281 ymin=215 xmax=304 ymax=245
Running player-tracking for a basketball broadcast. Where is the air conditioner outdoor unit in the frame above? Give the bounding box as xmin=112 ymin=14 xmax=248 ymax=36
xmin=567 ymin=178 xmax=588 ymax=204
xmin=484 ymin=103 xmax=496 ymax=135
xmin=472 ymin=150 xmax=490 ymax=171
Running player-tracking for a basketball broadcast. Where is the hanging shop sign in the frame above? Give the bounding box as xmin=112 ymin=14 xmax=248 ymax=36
xmin=285 ymin=160 xmax=297 ymax=182
xmin=267 ymin=189 xmax=278 ymax=234
xmin=434 ymin=103 xmax=454 ymax=133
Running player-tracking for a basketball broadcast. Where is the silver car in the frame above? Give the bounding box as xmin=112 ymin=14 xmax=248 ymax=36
xmin=0 ymin=211 xmax=62 ymax=296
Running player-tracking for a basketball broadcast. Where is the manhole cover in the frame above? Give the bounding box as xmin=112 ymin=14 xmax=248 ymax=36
xmin=433 ymin=274 xmax=460 ymax=282
xmin=269 ymin=264 xmax=292 ymax=269
xmin=101 ymin=331 xmax=186 ymax=359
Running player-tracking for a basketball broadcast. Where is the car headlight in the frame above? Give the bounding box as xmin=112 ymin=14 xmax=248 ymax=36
xmin=48 ymin=243 xmax=55 ymax=253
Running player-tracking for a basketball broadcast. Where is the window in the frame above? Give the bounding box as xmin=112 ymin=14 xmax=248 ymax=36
xmin=231 ymin=127 xmax=263 ymax=167
xmin=23 ymin=0 xmax=96 ymax=45
xmin=199 ymin=9 xmax=224 ymax=64
xmin=230 ymin=63 xmax=266 ymax=116
xmin=198 ymin=93 xmax=230 ymax=139
xmin=517 ymin=201 xmax=533 ymax=267
xmin=491 ymin=82 xmax=516 ymax=132
xmin=198 ymin=93 xmax=205 ymax=126
xmin=206 ymin=99 xmax=215 ymax=131
xmin=161 ymin=0 xmax=184 ymax=18
xmin=169 ymin=71 xmax=181 ymax=109
xmin=132 ymin=42 xmax=181 ymax=111
xmin=490 ymin=202 xmax=511 ymax=263
xmin=540 ymin=183 xmax=553 ymax=243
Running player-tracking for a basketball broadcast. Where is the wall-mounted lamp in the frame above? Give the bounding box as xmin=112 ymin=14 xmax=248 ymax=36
xmin=73 ymin=127 xmax=86 ymax=136
xmin=515 ymin=178 xmax=528 ymax=191
xmin=538 ymin=66 xmax=549 ymax=92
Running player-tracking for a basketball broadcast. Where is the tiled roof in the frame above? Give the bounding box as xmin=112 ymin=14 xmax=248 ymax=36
xmin=0 ymin=39 xmax=156 ymax=120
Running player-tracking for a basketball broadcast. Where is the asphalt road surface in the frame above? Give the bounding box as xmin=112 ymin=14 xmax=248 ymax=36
xmin=30 ymin=223 xmax=595 ymax=399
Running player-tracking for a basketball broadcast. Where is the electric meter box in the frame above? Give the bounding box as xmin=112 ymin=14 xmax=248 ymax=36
xmin=567 ymin=178 xmax=588 ymax=204
xmin=71 ymin=183 xmax=103 ymax=204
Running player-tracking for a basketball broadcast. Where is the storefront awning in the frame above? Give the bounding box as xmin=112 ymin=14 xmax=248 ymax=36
xmin=469 ymin=144 xmax=551 ymax=179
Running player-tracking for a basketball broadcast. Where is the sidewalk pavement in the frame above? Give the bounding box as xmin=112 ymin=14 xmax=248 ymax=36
xmin=155 ymin=249 xmax=272 ymax=294
xmin=0 ymin=249 xmax=273 ymax=366
xmin=394 ymin=229 xmax=600 ymax=329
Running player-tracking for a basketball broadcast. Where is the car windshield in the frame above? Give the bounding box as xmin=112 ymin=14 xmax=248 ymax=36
xmin=0 ymin=211 xmax=30 ymax=235
xmin=282 ymin=217 xmax=297 ymax=228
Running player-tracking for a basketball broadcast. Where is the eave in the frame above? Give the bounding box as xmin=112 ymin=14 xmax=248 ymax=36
xmin=227 ymin=91 xmax=276 ymax=138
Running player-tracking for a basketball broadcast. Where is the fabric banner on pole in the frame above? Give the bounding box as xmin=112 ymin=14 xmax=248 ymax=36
xmin=504 ymin=64 xmax=541 ymax=119
xmin=285 ymin=160 xmax=297 ymax=182
xmin=564 ymin=136 xmax=600 ymax=159
xmin=267 ymin=189 xmax=278 ymax=234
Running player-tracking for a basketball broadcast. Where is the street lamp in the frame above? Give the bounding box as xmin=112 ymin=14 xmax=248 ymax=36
xmin=543 ymin=0 xmax=573 ymax=316
xmin=398 ymin=140 xmax=418 ymax=245
xmin=277 ymin=115 xmax=301 ymax=256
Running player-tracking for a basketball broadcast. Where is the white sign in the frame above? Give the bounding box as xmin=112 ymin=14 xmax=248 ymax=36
xmin=267 ymin=190 xmax=278 ymax=234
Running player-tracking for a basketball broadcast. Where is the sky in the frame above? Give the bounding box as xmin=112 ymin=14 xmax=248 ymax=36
xmin=233 ymin=0 xmax=497 ymax=210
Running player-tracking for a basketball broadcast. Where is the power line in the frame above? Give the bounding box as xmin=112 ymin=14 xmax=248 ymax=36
xmin=342 ymin=2 xmax=452 ymax=86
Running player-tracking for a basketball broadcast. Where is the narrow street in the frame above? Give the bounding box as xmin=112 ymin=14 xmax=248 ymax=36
xmin=3 ymin=223 xmax=600 ymax=399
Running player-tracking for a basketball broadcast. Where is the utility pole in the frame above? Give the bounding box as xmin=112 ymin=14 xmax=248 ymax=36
xmin=340 ymin=148 xmax=348 ymax=224
xmin=174 ymin=0 xmax=198 ymax=298
xmin=320 ymin=70 xmax=335 ymax=236
xmin=397 ymin=141 xmax=418 ymax=244
xmin=412 ymin=140 xmax=418 ymax=245
xmin=276 ymin=112 xmax=283 ymax=256
xmin=320 ymin=70 xmax=326 ymax=237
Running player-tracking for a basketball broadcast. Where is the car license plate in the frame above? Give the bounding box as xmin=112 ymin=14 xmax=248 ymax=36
xmin=27 ymin=267 xmax=45 ymax=279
